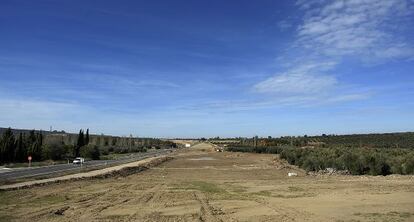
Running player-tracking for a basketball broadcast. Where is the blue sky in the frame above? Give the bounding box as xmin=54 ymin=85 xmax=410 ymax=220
xmin=1 ymin=0 xmax=414 ymax=138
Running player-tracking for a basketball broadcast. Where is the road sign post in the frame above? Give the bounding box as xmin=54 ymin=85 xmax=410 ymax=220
xmin=28 ymin=156 xmax=32 ymax=168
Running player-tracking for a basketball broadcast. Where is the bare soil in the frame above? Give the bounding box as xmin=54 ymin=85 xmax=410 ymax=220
xmin=0 ymin=143 xmax=413 ymax=222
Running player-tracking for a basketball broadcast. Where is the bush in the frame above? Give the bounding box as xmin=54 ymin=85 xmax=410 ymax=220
xmin=404 ymin=154 xmax=414 ymax=174
xmin=42 ymin=142 xmax=66 ymax=161
xmin=100 ymin=147 xmax=109 ymax=156
xmin=227 ymin=146 xmax=414 ymax=175
xmin=226 ymin=146 xmax=286 ymax=154
xmin=80 ymin=144 xmax=100 ymax=160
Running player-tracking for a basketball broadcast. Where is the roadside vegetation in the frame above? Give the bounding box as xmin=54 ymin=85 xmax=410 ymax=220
xmin=223 ymin=132 xmax=414 ymax=176
xmin=0 ymin=127 xmax=177 ymax=166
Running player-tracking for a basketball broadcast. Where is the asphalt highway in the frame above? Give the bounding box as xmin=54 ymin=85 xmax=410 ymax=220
xmin=0 ymin=149 xmax=172 ymax=181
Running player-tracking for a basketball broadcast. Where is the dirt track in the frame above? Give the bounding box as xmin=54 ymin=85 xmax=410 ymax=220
xmin=1 ymin=143 xmax=413 ymax=221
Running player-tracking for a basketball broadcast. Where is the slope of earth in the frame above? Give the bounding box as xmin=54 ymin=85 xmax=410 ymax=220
xmin=0 ymin=143 xmax=413 ymax=222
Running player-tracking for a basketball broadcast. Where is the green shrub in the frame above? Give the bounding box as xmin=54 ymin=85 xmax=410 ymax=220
xmin=80 ymin=144 xmax=100 ymax=160
xmin=404 ymin=154 xmax=414 ymax=174
xmin=100 ymin=147 xmax=109 ymax=156
xmin=227 ymin=146 xmax=414 ymax=175
xmin=42 ymin=143 xmax=64 ymax=161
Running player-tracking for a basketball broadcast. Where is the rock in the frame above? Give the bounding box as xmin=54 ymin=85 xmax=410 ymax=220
xmin=288 ymin=172 xmax=298 ymax=177
xmin=54 ymin=206 xmax=70 ymax=215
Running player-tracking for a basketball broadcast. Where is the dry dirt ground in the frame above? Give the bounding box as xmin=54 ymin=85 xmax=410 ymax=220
xmin=1 ymin=143 xmax=413 ymax=222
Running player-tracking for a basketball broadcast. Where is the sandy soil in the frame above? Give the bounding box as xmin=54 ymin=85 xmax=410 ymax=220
xmin=0 ymin=143 xmax=413 ymax=222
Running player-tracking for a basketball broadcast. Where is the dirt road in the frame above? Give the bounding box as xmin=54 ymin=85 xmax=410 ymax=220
xmin=0 ymin=143 xmax=413 ymax=221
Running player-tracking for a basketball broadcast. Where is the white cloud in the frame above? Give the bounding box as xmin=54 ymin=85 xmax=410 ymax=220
xmin=253 ymin=0 xmax=414 ymax=105
xmin=296 ymin=0 xmax=414 ymax=59
xmin=254 ymin=62 xmax=337 ymax=94
xmin=77 ymin=73 xmax=181 ymax=90
xmin=0 ymin=98 xmax=79 ymax=118
xmin=374 ymin=43 xmax=414 ymax=60
xmin=277 ymin=20 xmax=293 ymax=31
xmin=0 ymin=97 xmax=87 ymax=131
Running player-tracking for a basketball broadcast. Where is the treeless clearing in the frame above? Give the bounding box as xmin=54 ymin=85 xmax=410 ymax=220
xmin=0 ymin=143 xmax=413 ymax=221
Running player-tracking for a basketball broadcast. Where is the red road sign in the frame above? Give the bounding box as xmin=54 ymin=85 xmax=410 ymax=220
xmin=28 ymin=156 xmax=32 ymax=161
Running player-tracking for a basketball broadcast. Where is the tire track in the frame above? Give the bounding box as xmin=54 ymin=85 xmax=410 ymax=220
xmin=253 ymin=197 xmax=311 ymax=222
xmin=126 ymin=183 xmax=166 ymax=220
xmin=194 ymin=192 xmax=223 ymax=222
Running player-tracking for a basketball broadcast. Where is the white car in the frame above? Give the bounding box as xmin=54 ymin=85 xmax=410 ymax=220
xmin=72 ymin=157 xmax=85 ymax=164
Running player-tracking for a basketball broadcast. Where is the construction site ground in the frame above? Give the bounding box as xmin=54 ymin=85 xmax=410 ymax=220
xmin=0 ymin=143 xmax=413 ymax=222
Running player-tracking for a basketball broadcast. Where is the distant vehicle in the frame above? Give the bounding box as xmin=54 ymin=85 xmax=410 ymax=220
xmin=185 ymin=143 xmax=191 ymax=148
xmin=72 ymin=157 xmax=85 ymax=164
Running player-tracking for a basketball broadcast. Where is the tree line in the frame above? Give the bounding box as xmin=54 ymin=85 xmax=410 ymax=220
xmin=0 ymin=128 xmax=43 ymax=164
xmin=0 ymin=127 xmax=177 ymax=165
xmin=225 ymin=132 xmax=414 ymax=149
xmin=0 ymin=128 xmax=96 ymax=164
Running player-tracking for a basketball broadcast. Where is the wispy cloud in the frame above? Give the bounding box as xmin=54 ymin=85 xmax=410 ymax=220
xmin=77 ymin=73 xmax=181 ymax=90
xmin=254 ymin=61 xmax=337 ymax=94
xmin=277 ymin=20 xmax=293 ymax=31
xmin=0 ymin=96 xmax=88 ymax=132
xmin=253 ymin=0 xmax=414 ymax=105
xmin=296 ymin=0 xmax=414 ymax=60
xmin=0 ymin=98 xmax=79 ymax=119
